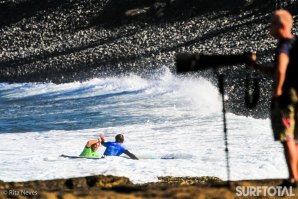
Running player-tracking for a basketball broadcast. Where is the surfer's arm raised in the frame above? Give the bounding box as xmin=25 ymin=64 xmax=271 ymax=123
xmin=99 ymin=134 xmax=107 ymax=147
xmin=85 ymin=139 xmax=101 ymax=147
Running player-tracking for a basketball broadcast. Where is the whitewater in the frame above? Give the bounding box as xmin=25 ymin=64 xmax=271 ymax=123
xmin=0 ymin=67 xmax=287 ymax=183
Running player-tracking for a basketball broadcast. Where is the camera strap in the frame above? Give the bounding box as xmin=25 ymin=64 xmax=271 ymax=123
xmin=245 ymin=72 xmax=260 ymax=109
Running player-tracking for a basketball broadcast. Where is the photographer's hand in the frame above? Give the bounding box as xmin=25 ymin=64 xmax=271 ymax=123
xmin=245 ymin=52 xmax=257 ymax=66
xmin=250 ymin=53 xmax=257 ymax=63
xmin=246 ymin=53 xmax=274 ymax=76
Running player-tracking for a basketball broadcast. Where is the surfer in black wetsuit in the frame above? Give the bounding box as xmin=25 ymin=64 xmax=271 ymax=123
xmin=100 ymin=133 xmax=138 ymax=160
xmin=249 ymin=10 xmax=298 ymax=187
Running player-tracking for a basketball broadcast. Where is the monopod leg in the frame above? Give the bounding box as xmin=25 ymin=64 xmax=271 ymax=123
xmin=218 ymin=74 xmax=231 ymax=185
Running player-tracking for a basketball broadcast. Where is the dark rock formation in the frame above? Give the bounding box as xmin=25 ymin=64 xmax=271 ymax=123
xmin=0 ymin=0 xmax=297 ymax=117
xmin=0 ymin=0 xmax=279 ymax=82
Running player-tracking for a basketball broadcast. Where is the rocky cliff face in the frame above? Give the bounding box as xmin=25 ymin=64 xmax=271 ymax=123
xmin=0 ymin=0 xmax=297 ymax=116
xmin=0 ymin=0 xmax=279 ymax=82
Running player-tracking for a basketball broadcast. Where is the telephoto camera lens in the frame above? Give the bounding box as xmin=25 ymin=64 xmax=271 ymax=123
xmin=176 ymin=53 xmax=253 ymax=73
xmin=176 ymin=53 xmax=201 ymax=73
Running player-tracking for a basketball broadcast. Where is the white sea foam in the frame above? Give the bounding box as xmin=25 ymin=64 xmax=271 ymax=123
xmin=0 ymin=67 xmax=287 ymax=183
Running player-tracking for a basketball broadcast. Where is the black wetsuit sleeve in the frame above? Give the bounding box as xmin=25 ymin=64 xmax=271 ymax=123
xmin=124 ymin=150 xmax=138 ymax=160
xmin=101 ymin=140 xmax=107 ymax=147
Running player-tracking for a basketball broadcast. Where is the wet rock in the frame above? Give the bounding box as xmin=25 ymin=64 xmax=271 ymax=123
xmin=1 ymin=176 xmax=297 ymax=199
xmin=125 ymin=7 xmax=150 ymax=17
xmin=157 ymin=176 xmax=223 ymax=185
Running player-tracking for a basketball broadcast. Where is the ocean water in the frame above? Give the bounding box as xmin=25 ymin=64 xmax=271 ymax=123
xmin=0 ymin=67 xmax=287 ymax=183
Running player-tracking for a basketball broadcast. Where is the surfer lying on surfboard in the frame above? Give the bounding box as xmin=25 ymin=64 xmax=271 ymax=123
xmin=100 ymin=133 xmax=138 ymax=160
xmin=79 ymin=138 xmax=101 ymax=158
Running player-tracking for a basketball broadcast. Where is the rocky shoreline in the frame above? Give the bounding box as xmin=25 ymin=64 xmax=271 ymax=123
xmin=1 ymin=175 xmax=297 ymax=199
xmin=1 ymin=0 xmax=298 ymax=117
xmin=1 ymin=0 xmax=296 ymax=84
xmin=0 ymin=0 xmax=277 ymax=83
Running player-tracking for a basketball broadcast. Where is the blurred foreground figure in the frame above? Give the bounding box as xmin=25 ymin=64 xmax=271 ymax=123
xmin=250 ymin=10 xmax=298 ymax=187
